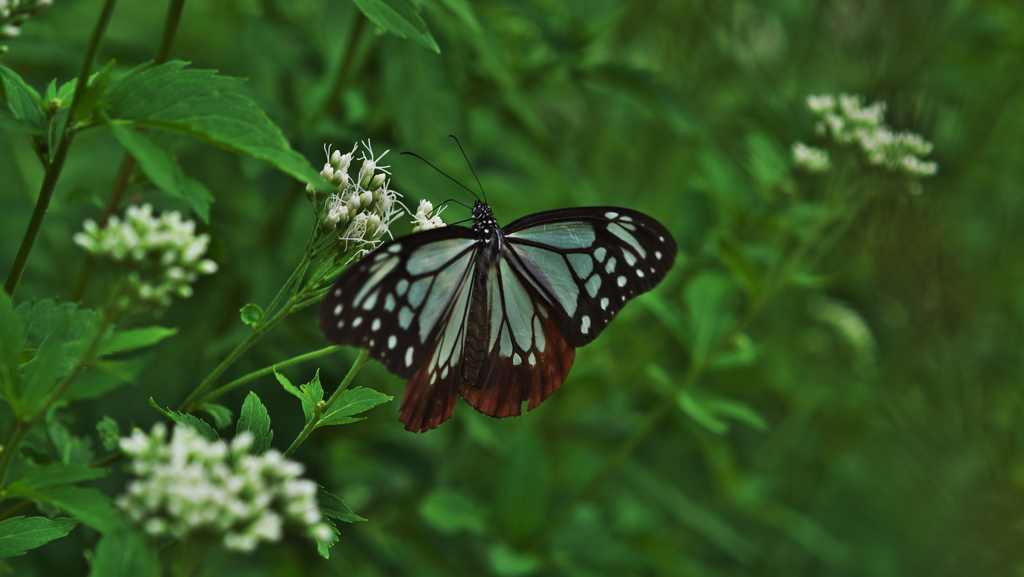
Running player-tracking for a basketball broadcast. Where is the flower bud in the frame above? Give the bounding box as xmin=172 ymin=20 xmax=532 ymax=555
xmin=305 ymin=183 xmax=316 ymax=202
xmin=320 ymin=163 xmax=334 ymax=182
xmin=330 ymin=148 xmax=342 ymax=168
xmin=359 ymin=190 xmax=373 ymax=210
xmin=358 ymin=160 xmax=375 ymax=189
xmin=346 ymin=194 xmax=361 ymax=215
xmin=371 ymin=173 xmax=386 ymax=190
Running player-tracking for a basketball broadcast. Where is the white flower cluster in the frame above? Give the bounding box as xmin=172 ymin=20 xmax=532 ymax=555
xmin=117 ymin=424 xmax=333 ymax=553
xmin=0 ymin=0 xmax=51 ymax=43
xmin=310 ymin=141 xmax=404 ymax=258
xmin=410 ymin=199 xmax=446 ymax=232
xmin=804 ymin=93 xmax=938 ymax=177
xmin=73 ymin=204 xmax=217 ymax=311
xmin=791 ymin=141 xmax=831 ymax=173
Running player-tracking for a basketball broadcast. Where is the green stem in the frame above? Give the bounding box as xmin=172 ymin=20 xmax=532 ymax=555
xmin=2 ymin=0 xmax=118 ymax=297
xmin=154 ymin=0 xmax=186 ymax=64
xmin=321 ymin=12 xmax=366 ymax=117
xmin=193 ymin=345 xmax=343 ymax=407
xmin=283 ymin=349 xmax=370 ymax=459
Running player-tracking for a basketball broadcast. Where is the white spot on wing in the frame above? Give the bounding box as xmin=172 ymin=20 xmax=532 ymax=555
xmin=513 ymin=353 xmax=522 ymax=366
xmin=334 ymin=304 xmax=342 ymax=315
xmin=353 ymin=317 xmax=363 ymax=327
xmin=581 ymin=315 xmax=591 ymax=334
xmin=594 ymin=247 xmax=607 ymax=262
xmin=620 ymin=216 xmax=633 ymax=222
xmin=336 ymin=320 xmax=345 ymax=328
xmin=528 ymin=352 xmax=537 ymax=365
xmin=605 ymin=257 xmax=617 ymax=274
xmin=371 ymin=318 xmax=381 ymax=331
xmin=622 ymin=250 xmax=637 ymax=267
xmin=334 ymin=288 xmax=342 ymax=297
xmin=409 ymin=277 xmax=431 ymax=308
xmin=605 ymin=211 xmax=619 ymax=219
xmin=600 ymin=297 xmax=609 ymax=310
xmin=655 ymin=251 xmax=662 ymax=260
xmin=398 ymin=307 xmax=414 ymax=329
xmin=405 ymin=346 xmax=414 ymax=367
xmin=567 ymin=253 xmax=594 ymax=279
xmin=396 ymin=279 xmax=409 ymax=296
xmin=585 ymin=274 xmax=601 ymax=298
xmin=608 ymin=223 xmax=646 ymax=258
xmin=441 ymin=365 xmax=449 ymax=379
xmin=637 ymin=269 xmax=645 ymax=278
xmin=362 ymin=290 xmax=379 ymax=310
xmin=388 ymin=335 xmax=397 ymax=349
xmin=384 ymin=293 xmax=396 ymax=312
xmin=617 ymin=276 xmax=627 ymax=287
xmin=388 ymin=243 xmax=402 ymax=253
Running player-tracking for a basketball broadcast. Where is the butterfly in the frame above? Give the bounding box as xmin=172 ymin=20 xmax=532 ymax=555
xmin=318 ymin=164 xmax=676 ymax=432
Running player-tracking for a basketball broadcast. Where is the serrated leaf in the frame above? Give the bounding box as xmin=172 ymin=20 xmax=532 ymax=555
xmin=239 ymin=303 xmax=264 ymax=327
xmin=96 ymin=416 xmax=120 ymax=451
xmin=106 ymin=61 xmax=327 ymax=189
xmin=318 ymin=487 xmax=366 ymax=523
xmin=236 ymin=392 xmax=272 ymax=454
xmin=318 ymin=387 xmax=391 ymax=427
xmin=74 ymin=60 xmax=116 ymax=122
xmin=316 ymin=522 xmax=340 ymax=559
xmin=352 ymin=0 xmax=440 ymax=53
xmin=0 ymin=517 xmax=79 ymax=559
xmin=276 ymin=370 xmax=315 ymax=424
xmin=88 ymin=528 xmax=159 ymax=577
xmin=7 ymin=464 xmax=109 ymax=492
xmin=200 ymin=403 xmax=233 ymax=429
xmin=149 ymin=398 xmax=219 ymax=442
xmin=0 ymin=292 xmax=24 ymax=405
xmin=106 ymin=120 xmax=214 ymax=222
xmin=0 ymin=64 xmax=45 ymax=132
xmin=99 ymin=326 xmax=177 ymax=356
xmin=20 ymin=308 xmax=73 ymax=413
xmin=5 ymin=465 xmax=119 ymax=534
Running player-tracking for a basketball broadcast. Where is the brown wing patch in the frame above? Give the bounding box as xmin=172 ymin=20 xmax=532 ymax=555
xmin=399 ymin=338 xmax=461 ymax=432
xmin=459 ymin=293 xmax=575 ymax=419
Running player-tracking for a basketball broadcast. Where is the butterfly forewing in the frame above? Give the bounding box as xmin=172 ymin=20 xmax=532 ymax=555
xmin=503 ymin=207 xmax=678 ymax=346
xmin=317 ymin=227 xmax=479 ymax=380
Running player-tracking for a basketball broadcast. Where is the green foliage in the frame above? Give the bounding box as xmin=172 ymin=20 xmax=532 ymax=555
xmin=236 ymin=391 xmax=273 ymax=454
xmin=0 ymin=517 xmax=79 ymax=559
xmin=0 ymin=0 xmax=1022 ymax=575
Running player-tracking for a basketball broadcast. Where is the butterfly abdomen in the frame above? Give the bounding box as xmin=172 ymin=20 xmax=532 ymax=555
xmin=461 ymin=228 xmax=503 ymax=386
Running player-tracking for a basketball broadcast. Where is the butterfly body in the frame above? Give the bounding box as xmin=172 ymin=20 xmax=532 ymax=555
xmin=319 ymin=201 xmax=676 ymax=432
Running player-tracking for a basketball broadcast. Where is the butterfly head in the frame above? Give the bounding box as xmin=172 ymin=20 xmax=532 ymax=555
xmin=470 ymin=201 xmax=498 ymax=233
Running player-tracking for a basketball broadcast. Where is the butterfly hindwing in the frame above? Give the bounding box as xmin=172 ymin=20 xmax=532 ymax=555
xmin=458 ymin=254 xmax=576 ymax=418
xmin=503 ymin=207 xmax=678 ymax=347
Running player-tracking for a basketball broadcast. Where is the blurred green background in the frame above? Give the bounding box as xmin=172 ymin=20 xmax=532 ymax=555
xmin=2 ymin=0 xmax=1023 ymax=575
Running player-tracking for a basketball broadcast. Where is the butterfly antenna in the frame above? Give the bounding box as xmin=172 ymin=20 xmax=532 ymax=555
xmin=449 ymin=135 xmax=487 ymax=204
xmin=400 ymin=151 xmax=482 ymax=204
xmin=437 ymin=198 xmax=472 ymax=210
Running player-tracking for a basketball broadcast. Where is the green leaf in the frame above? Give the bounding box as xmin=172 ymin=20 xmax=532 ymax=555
xmin=47 ymin=421 xmax=94 ymax=465
xmin=276 ymin=370 xmax=314 ymax=424
xmin=20 ymin=308 xmax=74 ymax=413
xmin=88 ymin=528 xmax=159 ymax=577
xmin=0 ymin=517 xmax=79 ymax=559
xmin=5 ymin=466 xmax=120 ymax=534
xmin=316 ymin=522 xmax=340 ymax=559
xmin=236 ymin=392 xmax=272 ymax=454
xmin=149 ymin=398 xmax=219 ymax=442
xmin=0 ymin=64 xmax=45 ymax=132
xmin=351 ymin=0 xmax=440 ymax=53
xmin=487 ymin=543 xmax=543 ymax=576
xmin=7 ymin=464 xmax=109 ymax=492
xmin=106 ymin=120 xmax=215 ymax=221
xmin=677 ymin=391 xmax=768 ymax=434
xmin=715 ymin=235 xmax=764 ymax=299
xmin=106 ymin=61 xmax=327 ymax=189
xmin=677 ymin=391 xmax=729 ymax=434
xmin=74 ymin=59 xmax=116 ymax=122
xmin=96 ymin=416 xmax=120 ymax=451
xmin=0 ymin=292 xmax=24 ymax=406
xmin=418 ymin=488 xmax=487 ymax=535
xmin=436 ymin=0 xmax=482 ymax=34
xmin=318 ymin=487 xmax=365 ymax=523
xmin=239 ymin=303 xmax=264 ymax=327
xmin=684 ymin=272 xmax=738 ymax=365
xmin=318 ymin=386 xmax=392 ymax=427
xmin=200 ymin=403 xmax=233 ymax=429
xmin=66 ymin=354 xmax=153 ymax=402
xmin=99 ymin=326 xmax=177 ymax=356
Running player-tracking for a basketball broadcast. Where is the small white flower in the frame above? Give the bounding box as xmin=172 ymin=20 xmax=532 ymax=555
xmin=117 ymin=425 xmax=338 ymax=554
xmin=791 ymin=142 xmax=831 ymax=173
